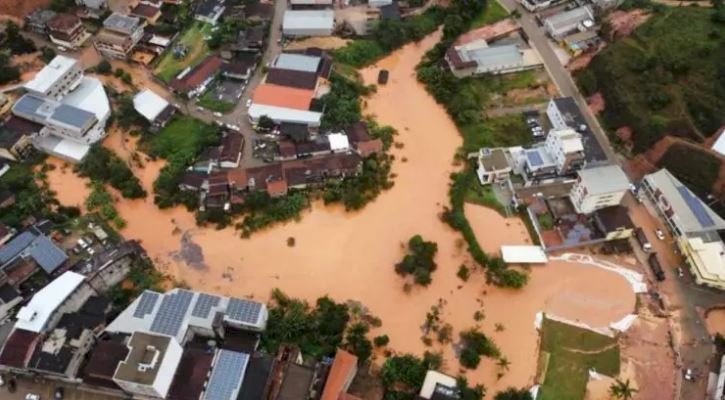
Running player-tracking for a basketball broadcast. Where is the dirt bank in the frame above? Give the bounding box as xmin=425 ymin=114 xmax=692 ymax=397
xmin=45 ymin=31 xmax=637 ymax=391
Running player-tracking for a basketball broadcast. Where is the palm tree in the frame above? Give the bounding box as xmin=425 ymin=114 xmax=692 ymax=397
xmin=497 ymin=356 xmax=511 ymax=371
xmin=609 ymin=378 xmax=638 ymax=400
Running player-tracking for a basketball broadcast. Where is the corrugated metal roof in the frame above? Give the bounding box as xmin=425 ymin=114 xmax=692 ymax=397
xmin=28 ymin=235 xmax=68 ymax=274
xmin=52 ymin=104 xmax=95 ymax=128
xmin=465 ymin=44 xmax=523 ymax=72
xmin=0 ymin=231 xmax=36 ymax=265
xmin=273 ymin=53 xmax=321 ymax=73
xmin=577 ymin=164 xmax=629 ymax=195
xmin=282 ymin=10 xmax=334 ymax=33
xmin=15 ymin=271 xmax=85 ymax=333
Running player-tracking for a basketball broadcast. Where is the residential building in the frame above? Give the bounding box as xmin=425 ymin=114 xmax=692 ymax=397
xmin=132 ymin=89 xmax=175 ymax=131
xmin=369 ymin=0 xmax=393 ymax=6
xmin=0 ymin=116 xmax=42 ymax=161
xmin=112 ymin=331 xmax=183 ymax=398
xmin=446 ymin=41 xmax=542 ymax=77
xmin=94 ymin=13 xmax=145 ymax=59
xmin=220 ymin=131 xmax=243 ymax=168
xmin=221 ymin=54 xmax=259 ymax=81
xmin=252 ymin=84 xmax=314 ymax=111
xmin=0 ymin=283 xmax=22 ymax=321
xmin=345 ymin=121 xmax=383 ymax=157
xmin=131 ymin=2 xmax=163 ymax=25
xmin=544 ymin=128 xmax=584 ymax=175
xmin=321 ymin=349 xmax=358 ymax=400
xmin=543 ymin=6 xmax=595 ymax=40
xmin=282 ymin=10 xmax=335 ymax=37
xmin=75 ymin=0 xmax=107 ymax=10
xmin=266 ymin=68 xmax=319 ymax=90
xmin=272 ymin=53 xmax=322 ymax=73
xmin=24 ymin=55 xmax=82 ymax=100
xmin=563 ymin=30 xmax=600 ymax=56
xmin=569 ymin=164 xmax=629 ymax=214
xmin=476 ymin=148 xmax=511 ymax=185
xmin=0 ymin=230 xmax=68 ymax=277
xmin=641 ymin=169 xmax=725 ymax=289
xmin=169 ymin=56 xmax=223 ymax=97
xmin=248 ymin=104 xmax=322 ymax=126
xmin=233 ymin=26 xmax=266 ymax=53
xmin=24 ymin=9 xmax=57 ymax=35
xmin=419 ymin=370 xmax=460 ymax=400
xmin=47 ymin=14 xmax=89 ymax=49
xmin=194 ymin=0 xmax=226 ymax=24
xmin=593 ymin=206 xmax=635 ymax=241
xmin=546 ymin=97 xmax=607 ymax=164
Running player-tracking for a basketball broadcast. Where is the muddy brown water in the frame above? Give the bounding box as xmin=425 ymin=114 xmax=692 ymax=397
xmin=45 ymin=31 xmax=636 ymax=390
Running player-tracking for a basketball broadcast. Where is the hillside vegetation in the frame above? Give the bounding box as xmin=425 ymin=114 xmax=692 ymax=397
xmin=577 ymin=7 xmax=725 ymax=153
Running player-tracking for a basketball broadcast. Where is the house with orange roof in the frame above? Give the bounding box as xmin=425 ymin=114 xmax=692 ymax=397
xmin=252 ymin=84 xmax=315 ymax=111
xmin=321 ymin=349 xmax=358 ymax=400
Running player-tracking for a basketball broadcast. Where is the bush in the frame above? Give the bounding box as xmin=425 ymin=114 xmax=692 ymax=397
xmin=458 ymin=328 xmax=500 ymax=370
xmin=96 ymin=60 xmax=112 ymax=74
xmin=381 ymin=355 xmax=428 ymax=396
xmin=395 ymin=235 xmax=438 ymax=286
xmin=345 ymin=322 xmax=373 ymax=363
xmin=374 ymin=335 xmax=390 ymax=347
xmin=76 ymin=145 xmax=146 ymax=199
xmin=457 ymin=264 xmax=470 ymax=281
xmin=0 ymin=53 xmax=20 ymax=85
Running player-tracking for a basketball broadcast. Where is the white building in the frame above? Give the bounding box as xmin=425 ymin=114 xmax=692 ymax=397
xmin=569 ymin=164 xmax=629 ymax=214
xmin=641 ymin=169 xmax=725 ymax=290
xmin=283 ymin=10 xmax=335 ymax=37
xmin=24 ymin=55 xmax=82 ymax=100
xmin=544 ymin=128 xmax=584 ymax=175
xmin=476 ymin=148 xmax=512 ymax=185
xmin=543 ymin=6 xmax=595 ymax=40
xmin=132 ymin=89 xmax=175 ymax=130
xmin=15 ymin=272 xmax=86 ymax=334
xmin=13 ymin=55 xmax=110 ymax=162
xmin=94 ymin=13 xmax=145 ymax=59
xmin=113 ymin=331 xmax=183 ymax=399
xmin=419 ymin=370 xmax=458 ymax=400
xmin=248 ymin=104 xmax=322 ymax=127
xmin=711 ymin=126 xmax=725 ymax=157
xmin=446 ymin=40 xmax=542 ymax=78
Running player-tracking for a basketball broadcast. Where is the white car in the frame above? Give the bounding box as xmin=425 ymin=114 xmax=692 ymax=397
xmin=655 ymin=229 xmax=665 ymax=240
xmin=213 ymin=112 xmax=222 ymax=117
xmin=26 ymin=394 xmax=41 ymax=400
xmin=77 ymin=238 xmax=89 ymax=249
xmin=246 ymin=99 xmax=252 ymax=108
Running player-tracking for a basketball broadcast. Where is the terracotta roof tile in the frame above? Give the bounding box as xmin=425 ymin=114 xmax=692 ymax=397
xmin=252 ymin=84 xmax=314 ymax=111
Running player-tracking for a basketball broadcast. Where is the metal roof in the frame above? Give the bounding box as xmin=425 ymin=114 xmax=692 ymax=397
xmin=149 ymin=289 xmax=194 ymax=337
xmin=203 ymin=350 xmax=250 ymax=400
xmin=282 ymin=10 xmax=334 ymax=33
xmin=0 ymin=231 xmax=36 ymax=266
xmin=13 ymin=94 xmax=97 ymax=130
xmin=28 ymin=235 xmax=68 ymax=274
xmin=13 ymin=95 xmax=46 ymax=116
xmin=273 ymin=53 xmax=321 ymax=73
xmin=103 ymin=13 xmax=141 ymax=34
xmin=15 ymin=272 xmax=85 ymax=333
xmin=24 ymin=55 xmax=78 ymax=95
xmin=464 ymin=44 xmax=523 ymax=72
xmin=52 ymin=104 xmax=95 ymax=128
xmin=133 ymin=89 xmax=170 ymax=122
xmin=545 ymin=6 xmax=593 ymax=30
xmin=645 ymin=169 xmax=725 ymax=234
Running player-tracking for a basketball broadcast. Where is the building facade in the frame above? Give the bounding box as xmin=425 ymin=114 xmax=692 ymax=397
xmin=94 ymin=13 xmax=144 ymax=59
xmin=47 ymin=14 xmax=89 ymax=49
xmin=569 ymin=164 xmax=629 ymax=214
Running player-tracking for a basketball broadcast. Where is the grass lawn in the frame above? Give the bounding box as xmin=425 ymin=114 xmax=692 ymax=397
xmin=460 ymin=114 xmax=531 ymax=155
xmin=154 ymin=22 xmax=212 ymax=82
xmin=465 ymin=184 xmax=506 ymax=216
xmin=144 ymin=116 xmax=220 ymax=162
xmin=538 ymin=317 xmax=620 ymax=400
xmin=198 ymin=90 xmax=236 ymax=113
xmin=470 ymin=0 xmax=509 ymax=28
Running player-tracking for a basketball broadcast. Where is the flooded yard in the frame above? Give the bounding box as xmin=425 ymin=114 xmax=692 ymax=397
xmin=45 ymin=31 xmax=638 ymax=391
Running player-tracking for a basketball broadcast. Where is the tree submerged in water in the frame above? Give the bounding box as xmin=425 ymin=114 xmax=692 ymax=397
xmin=395 ymin=235 xmax=438 ymax=286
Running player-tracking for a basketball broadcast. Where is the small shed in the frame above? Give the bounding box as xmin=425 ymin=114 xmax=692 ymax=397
xmin=501 ymin=245 xmax=548 ymax=264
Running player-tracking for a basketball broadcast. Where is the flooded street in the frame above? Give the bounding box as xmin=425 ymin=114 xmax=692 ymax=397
xmin=706 ymin=309 xmax=725 ymax=336
xmin=45 ymin=31 xmax=638 ymax=391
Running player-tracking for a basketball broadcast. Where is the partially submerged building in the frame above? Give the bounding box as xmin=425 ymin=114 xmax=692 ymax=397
xmin=94 ymin=13 xmax=145 ymax=59
xmin=446 ymin=42 xmax=542 ymax=77
xmin=132 ymin=89 xmax=175 ymax=131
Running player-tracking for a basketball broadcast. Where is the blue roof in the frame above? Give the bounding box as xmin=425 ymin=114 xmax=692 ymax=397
xmin=28 ymin=235 xmax=68 ymax=274
xmin=204 ymin=350 xmax=249 ymax=400
xmin=13 ymin=95 xmax=45 ymax=116
xmin=51 ymin=104 xmax=95 ymax=128
xmin=526 ymin=150 xmax=544 ymax=167
xmin=677 ymin=186 xmax=715 ymax=228
xmin=0 ymin=231 xmax=36 ymax=266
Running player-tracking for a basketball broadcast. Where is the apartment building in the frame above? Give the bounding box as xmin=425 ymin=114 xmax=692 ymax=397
xmin=94 ymin=13 xmax=144 ymax=59
xmin=544 ymin=128 xmax=585 ymax=175
xmin=47 ymin=14 xmax=89 ymax=49
xmin=569 ymin=164 xmax=630 ymax=214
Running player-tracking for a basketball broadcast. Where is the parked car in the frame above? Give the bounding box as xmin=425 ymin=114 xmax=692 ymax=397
xmin=648 ymin=253 xmax=666 ymax=281
xmin=25 ymin=394 xmax=40 ymax=400
xmin=635 ymin=228 xmax=652 ymax=252
xmin=213 ymin=112 xmax=222 ymax=117
xmin=246 ymin=99 xmax=252 ymax=108
xmin=676 ymin=267 xmax=684 ymax=278
xmin=655 ymin=229 xmax=665 ymax=240
xmin=76 ymin=238 xmax=88 ymax=249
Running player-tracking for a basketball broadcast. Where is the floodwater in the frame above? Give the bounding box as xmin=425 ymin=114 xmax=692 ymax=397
xmin=706 ymin=309 xmax=725 ymax=336
xmin=45 ymin=31 xmax=637 ymax=391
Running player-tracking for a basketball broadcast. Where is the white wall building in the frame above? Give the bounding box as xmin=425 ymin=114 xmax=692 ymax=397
xmin=283 ymin=10 xmax=335 ymax=37
xmin=544 ymin=128 xmax=584 ymax=175
xmin=15 ymin=272 xmax=86 ymax=334
xmin=569 ymin=164 xmax=629 ymax=214
xmin=543 ymin=6 xmax=595 ymax=40
xmin=24 ymin=55 xmax=83 ymax=100
xmin=113 ymin=332 xmax=183 ymax=399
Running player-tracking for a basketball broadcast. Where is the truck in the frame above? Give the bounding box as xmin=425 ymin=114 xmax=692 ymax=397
xmin=648 ymin=253 xmax=666 ymax=281
xmin=635 ymin=228 xmax=652 ymax=252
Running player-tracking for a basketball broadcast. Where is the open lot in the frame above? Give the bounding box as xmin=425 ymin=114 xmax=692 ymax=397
xmin=154 ymin=22 xmax=212 ymax=83
xmin=537 ymin=317 xmax=621 ymax=400
xmin=470 ymin=0 xmax=510 ymax=28
xmin=198 ymin=79 xmax=243 ymax=113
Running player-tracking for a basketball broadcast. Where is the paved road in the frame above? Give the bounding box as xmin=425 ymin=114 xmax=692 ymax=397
xmin=497 ymin=0 xmax=617 ymax=163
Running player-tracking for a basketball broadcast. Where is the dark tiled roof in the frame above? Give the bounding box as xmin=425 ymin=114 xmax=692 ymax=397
xmin=220 ymin=132 xmax=243 ymax=162
xmin=83 ymin=339 xmax=129 ymax=386
xmin=170 ymin=56 xmax=223 ymax=92
xmin=0 ymin=329 xmax=39 ymax=368
xmin=46 ymin=13 xmax=81 ymax=32
xmin=168 ymin=348 xmax=214 ymax=400
xmin=180 ymin=172 xmax=205 ymax=190
xmin=245 ymin=2 xmax=274 ymax=19
xmin=245 ymin=163 xmax=285 ymax=191
xmin=266 ymin=68 xmax=318 ymax=90
xmin=279 ymin=123 xmax=310 ymax=142
xmin=28 ymin=343 xmax=74 ymax=374
xmin=80 ymin=295 xmax=111 ymax=316
xmin=594 ymin=205 xmax=634 ymax=232
xmin=380 ymin=2 xmax=400 ymax=20
xmin=278 ymin=363 xmax=314 ymax=400
xmin=238 ymin=353 xmax=274 ymax=400
xmin=283 ymin=153 xmax=362 ymax=186
xmin=0 ymin=116 xmax=42 ymax=148
xmin=446 ymin=47 xmax=476 ymax=70
xmin=278 ymin=140 xmax=297 ymax=158
xmin=131 ymin=3 xmax=161 ymax=19
xmin=0 ymin=283 xmax=19 ymax=303
xmin=345 ymin=121 xmax=370 ymax=143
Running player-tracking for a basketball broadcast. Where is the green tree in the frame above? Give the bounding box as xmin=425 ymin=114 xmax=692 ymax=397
xmin=374 ymin=335 xmax=390 ymax=347
xmin=494 ymin=387 xmax=533 ymax=400
xmin=609 ymin=379 xmax=638 ymax=400
xmin=96 ymin=60 xmax=112 ymax=74
xmin=395 ymin=235 xmax=438 ymax=286
xmin=257 ymin=115 xmax=275 ymax=131
xmin=345 ymin=322 xmax=373 ymax=364
xmin=458 ymin=377 xmax=486 ymax=400
xmin=40 ymin=47 xmax=56 ymax=64
xmin=381 ymin=355 xmax=427 ymax=393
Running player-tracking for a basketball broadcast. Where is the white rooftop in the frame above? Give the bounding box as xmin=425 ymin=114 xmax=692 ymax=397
xmin=711 ymin=127 xmax=725 ymax=157
xmin=328 ymin=133 xmax=350 ymax=152
xmin=24 ymin=55 xmax=79 ymax=95
xmin=419 ymin=371 xmax=457 ymax=399
xmin=687 ymin=237 xmax=725 ymax=283
xmin=577 ymin=164 xmax=630 ymax=195
xmin=501 ymin=245 xmax=548 ymax=264
xmin=550 ymin=128 xmax=584 ymax=154
xmin=15 ymin=271 xmax=85 ymax=333
xmin=62 ymin=76 xmax=110 ymax=124
xmin=273 ymin=53 xmax=321 ymax=73
xmin=283 ymin=10 xmax=335 ymax=33
xmin=249 ymin=104 xmax=322 ymax=127
xmin=133 ymin=89 xmax=170 ymax=122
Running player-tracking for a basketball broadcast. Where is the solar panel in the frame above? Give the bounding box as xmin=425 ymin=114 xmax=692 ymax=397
xmin=191 ymin=293 xmax=221 ymax=318
xmin=204 ymin=350 xmax=249 ymax=400
xmin=149 ymin=290 xmax=193 ymax=336
xmin=133 ymin=291 xmax=160 ymax=319
xmin=527 ymin=150 xmax=543 ymax=167
xmin=52 ymin=104 xmax=95 ymax=128
xmin=226 ymin=298 xmax=262 ymax=324
xmin=678 ymin=186 xmax=715 ymax=228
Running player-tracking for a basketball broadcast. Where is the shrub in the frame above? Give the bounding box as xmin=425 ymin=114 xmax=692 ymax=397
xmin=374 ymin=335 xmax=390 ymax=347
xmin=395 ymin=235 xmax=438 ymax=286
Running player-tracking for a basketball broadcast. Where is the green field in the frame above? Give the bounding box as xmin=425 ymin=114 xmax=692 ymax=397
xmin=465 ymin=184 xmax=506 ymax=216
xmin=155 ymin=22 xmax=213 ymax=82
xmin=198 ymin=89 xmax=236 ymax=113
xmin=145 ymin=116 xmax=220 ymax=162
xmin=470 ymin=0 xmax=510 ymax=28
xmin=538 ymin=317 xmax=620 ymax=400
xmin=460 ymin=113 xmax=531 ymax=155
xmin=576 ymin=7 xmax=725 ymax=153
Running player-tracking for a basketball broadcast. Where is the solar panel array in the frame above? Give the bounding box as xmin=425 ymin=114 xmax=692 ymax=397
xmin=149 ymin=290 xmax=193 ymax=336
xmin=133 ymin=291 xmax=160 ymax=318
xmin=226 ymin=298 xmax=263 ymax=324
xmin=678 ymin=186 xmax=715 ymax=228
xmin=191 ymin=293 xmax=221 ymax=318
xmin=527 ymin=150 xmax=543 ymax=167
xmin=203 ymin=350 xmax=249 ymax=400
